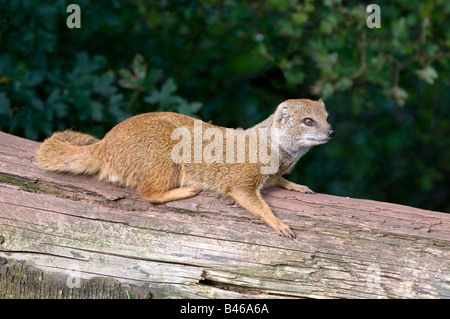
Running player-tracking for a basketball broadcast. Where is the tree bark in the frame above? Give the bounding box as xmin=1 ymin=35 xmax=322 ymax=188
xmin=0 ymin=131 xmax=449 ymax=299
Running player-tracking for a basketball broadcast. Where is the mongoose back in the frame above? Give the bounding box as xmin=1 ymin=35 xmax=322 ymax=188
xmin=36 ymin=98 xmax=334 ymax=239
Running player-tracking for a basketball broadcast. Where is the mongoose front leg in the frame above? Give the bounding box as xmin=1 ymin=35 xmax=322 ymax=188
xmin=141 ymin=187 xmax=201 ymax=204
xmin=272 ymin=177 xmax=314 ymax=194
xmin=229 ymin=189 xmax=296 ymax=239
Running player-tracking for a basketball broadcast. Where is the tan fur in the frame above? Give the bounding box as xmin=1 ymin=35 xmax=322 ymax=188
xmin=36 ymin=99 xmax=333 ymax=239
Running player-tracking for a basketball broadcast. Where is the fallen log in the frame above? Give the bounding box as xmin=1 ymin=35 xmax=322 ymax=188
xmin=0 ymin=131 xmax=449 ymax=299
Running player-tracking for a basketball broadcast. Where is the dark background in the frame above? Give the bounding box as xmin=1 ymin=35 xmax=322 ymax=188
xmin=1 ymin=0 xmax=449 ymax=212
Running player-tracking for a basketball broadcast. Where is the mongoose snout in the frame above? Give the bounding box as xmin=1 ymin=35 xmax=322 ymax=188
xmin=328 ymin=129 xmax=335 ymax=137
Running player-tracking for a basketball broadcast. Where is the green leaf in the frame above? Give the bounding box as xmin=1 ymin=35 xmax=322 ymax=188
xmin=143 ymin=91 xmax=161 ymax=105
xmin=118 ymin=54 xmax=156 ymax=91
xmin=74 ymin=52 xmax=106 ymax=74
xmin=385 ymin=86 xmax=408 ymax=106
xmin=415 ymin=65 xmax=438 ymax=84
xmin=118 ymin=68 xmax=138 ymax=89
xmin=291 ymin=12 xmax=308 ymax=25
xmin=161 ymin=96 xmax=184 ymax=111
xmin=178 ymin=101 xmax=202 ymax=116
xmin=145 ymin=78 xmax=180 ymax=110
xmin=336 ymin=77 xmax=352 ymax=91
xmin=21 ymin=71 xmax=44 ymax=87
xmin=143 ymin=69 xmax=162 ymax=88
xmin=93 ymin=73 xmax=115 ymax=95
xmin=143 ymin=78 xmax=202 ymax=115
xmin=160 ymin=78 xmax=177 ymax=99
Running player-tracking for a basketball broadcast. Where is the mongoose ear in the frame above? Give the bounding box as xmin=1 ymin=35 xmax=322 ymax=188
xmin=275 ymin=102 xmax=288 ymax=124
xmin=318 ymin=98 xmax=325 ymax=107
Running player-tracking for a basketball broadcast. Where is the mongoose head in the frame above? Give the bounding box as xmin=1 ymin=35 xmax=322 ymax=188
xmin=273 ymin=98 xmax=334 ymax=151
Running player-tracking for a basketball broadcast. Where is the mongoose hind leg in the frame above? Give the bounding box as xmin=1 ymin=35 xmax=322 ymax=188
xmin=229 ymin=189 xmax=296 ymax=239
xmin=141 ymin=186 xmax=201 ymax=204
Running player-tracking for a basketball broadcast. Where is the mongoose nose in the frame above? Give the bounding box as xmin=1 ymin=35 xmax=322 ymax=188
xmin=327 ymin=129 xmax=335 ymax=138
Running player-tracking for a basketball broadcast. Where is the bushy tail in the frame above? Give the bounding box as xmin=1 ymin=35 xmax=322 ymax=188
xmin=36 ymin=130 xmax=102 ymax=176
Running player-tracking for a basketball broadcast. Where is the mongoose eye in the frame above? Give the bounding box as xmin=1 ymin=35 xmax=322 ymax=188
xmin=303 ymin=118 xmax=314 ymax=126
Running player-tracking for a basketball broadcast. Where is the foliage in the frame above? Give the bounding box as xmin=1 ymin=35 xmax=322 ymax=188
xmin=0 ymin=0 xmax=449 ymax=212
xmin=0 ymin=0 xmax=201 ymax=139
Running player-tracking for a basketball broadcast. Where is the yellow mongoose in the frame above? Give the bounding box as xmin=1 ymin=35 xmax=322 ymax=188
xmin=36 ymin=98 xmax=334 ymax=239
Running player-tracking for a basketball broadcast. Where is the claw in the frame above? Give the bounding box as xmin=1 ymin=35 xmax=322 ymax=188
xmin=269 ymin=218 xmax=296 ymax=240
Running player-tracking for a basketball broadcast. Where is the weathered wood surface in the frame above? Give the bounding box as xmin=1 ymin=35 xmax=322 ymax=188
xmin=0 ymin=131 xmax=449 ymax=299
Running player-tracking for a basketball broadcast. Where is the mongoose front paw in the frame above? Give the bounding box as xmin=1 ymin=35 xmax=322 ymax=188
xmin=268 ymin=218 xmax=296 ymax=239
xmin=288 ymin=183 xmax=315 ymax=194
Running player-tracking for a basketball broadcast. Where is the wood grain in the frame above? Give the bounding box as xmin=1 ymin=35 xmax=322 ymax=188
xmin=0 ymin=131 xmax=449 ymax=298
